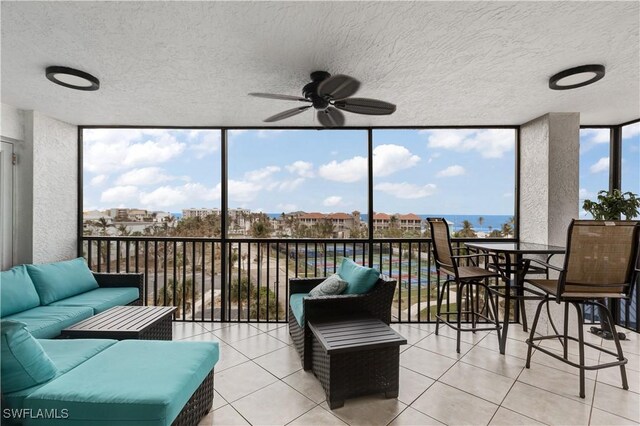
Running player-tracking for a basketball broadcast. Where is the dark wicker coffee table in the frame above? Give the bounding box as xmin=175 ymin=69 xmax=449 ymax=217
xmin=60 ymin=305 xmax=176 ymax=340
xmin=308 ymin=318 xmax=407 ymax=409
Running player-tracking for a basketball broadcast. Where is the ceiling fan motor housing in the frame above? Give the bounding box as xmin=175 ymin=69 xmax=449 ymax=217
xmin=303 ymin=71 xmax=331 ymax=110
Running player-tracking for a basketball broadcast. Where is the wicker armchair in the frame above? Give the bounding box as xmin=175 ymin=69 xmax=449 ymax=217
xmin=93 ymin=272 xmax=144 ymax=306
xmin=288 ymin=275 xmax=396 ymax=370
xmin=524 ymin=220 xmax=640 ymax=398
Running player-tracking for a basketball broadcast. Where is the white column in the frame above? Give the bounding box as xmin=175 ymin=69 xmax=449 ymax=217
xmin=519 ymin=112 xmax=580 ymax=334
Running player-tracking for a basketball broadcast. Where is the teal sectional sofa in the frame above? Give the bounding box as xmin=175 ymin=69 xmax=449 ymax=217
xmin=2 ymin=321 xmax=219 ymax=426
xmin=0 ymin=258 xmax=142 ymax=338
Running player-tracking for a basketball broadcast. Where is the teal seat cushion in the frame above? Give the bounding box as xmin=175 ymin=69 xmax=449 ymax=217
xmin=290 ymin=293 xmax=307 ymax=327
xmin=4 ymin=339 xmax=117 ymax=410
xmin=308 ymin=274 xmax=347 ymax=297
xmin=26 ymin=258 xmax=99 ymax=305
xmin=24 ymin=340 xmax=220 ymax=426
xmin=4 ymin=306 xmax=94 ymax=339
xmin=1 ymin=265 xmax=41 ymax=317
xmin=49 ymin=287 xmax=139 ymax=314
xmin=1 ymin=320 xmax=58 ymax=393
xmin=338 ymin=258 xmax=380 ymax=295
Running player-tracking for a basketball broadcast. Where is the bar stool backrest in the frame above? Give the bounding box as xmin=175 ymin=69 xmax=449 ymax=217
xmin=560 ymin=220 xmax=640 ymax=298
xmin=427 ymin=218 xmax=455 ymax=271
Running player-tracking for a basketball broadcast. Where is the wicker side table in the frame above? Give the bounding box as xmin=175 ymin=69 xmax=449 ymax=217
xmin=308 ymin=318 xmax=407 ymax=409
xmin=60 ymin=306 xmax=176 ymax=340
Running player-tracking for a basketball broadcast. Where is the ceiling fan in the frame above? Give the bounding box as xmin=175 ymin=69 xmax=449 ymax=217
xmin=249 ymin=71 xmax=396 ymax=127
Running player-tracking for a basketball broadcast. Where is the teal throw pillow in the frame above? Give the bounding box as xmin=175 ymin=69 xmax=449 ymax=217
xmin=26 ymin=258 xmax=99 ymax=305
xmin=308 ymin=274 xmax=348 ymax=297
xmin=1 ymin=265 xmax=42 ymax=317
xmin=338 ymin=258 xmax=380 ymax=295
xmin=1 ymin=320 xmax=58 ymax=393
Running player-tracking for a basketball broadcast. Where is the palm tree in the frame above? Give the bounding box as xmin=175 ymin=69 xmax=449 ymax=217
xmin=92 ymin=217 xmax=113 ymax=236
xmin=116 ymin=224 xmax=130 ymax=236
xmin=478 ymin=216 xmax=485 ymax=230
xmin=457 ymin=220 xmax=477 ymax=238
xmin=249 ymin=216 xmax=273 ymax=279
xmin=155 ymin=278 xmax=200 ymax=317
xmin=501 ymin=222 xmax=513 ymax=237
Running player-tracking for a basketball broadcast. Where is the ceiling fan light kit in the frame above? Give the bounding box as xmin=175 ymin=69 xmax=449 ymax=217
xmin=249 ymin=71 xmax=396 ymax=127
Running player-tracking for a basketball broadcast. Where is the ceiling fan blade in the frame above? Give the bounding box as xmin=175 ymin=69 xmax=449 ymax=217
xmin=317 ymin=107 xmax=345 ymax=127
xmin=333 ymin=98 xmax=396 ymax=115
xmin=317 ymin=74 xmax=361 ymax=100
xmin=263 ymin=106 xmax=311 ymax=123
xmin=249 ymin=92 xmax=310 ymax=102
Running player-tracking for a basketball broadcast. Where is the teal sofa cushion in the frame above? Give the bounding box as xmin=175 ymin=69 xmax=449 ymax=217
xmin=290 ymin=293 xmax=307 ymax=327
xmin=1 ymin=320 xmax=58 ymax=393
xmin=26 ymin=258 xmax=99 ymax=305
xmin=4 ymin=339 xmax=117 ymax=410
xmin=24 ymin=340 xmax=220 ymax=426
xmin=49 ymin=287 xmax=139 ymax=314
xmin=338 ymin=258 xmax=380 ymax=295
xmin=308 ymin=274 xmax=347 ymax=297
xmin=1 ymin=265 xmax=41 ymax=317
xmin=4 ymin=306 xmax=94 ymax=339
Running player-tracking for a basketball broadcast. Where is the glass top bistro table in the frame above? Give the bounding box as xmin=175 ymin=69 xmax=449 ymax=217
xmin=464 ymin=241 xmax=566 ymax=354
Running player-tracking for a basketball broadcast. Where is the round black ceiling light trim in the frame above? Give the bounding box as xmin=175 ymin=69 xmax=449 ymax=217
xmin=45 ymin=66 xmax=100 ymax=91
xmin=549 ymin=64 xmax=605 ymax=90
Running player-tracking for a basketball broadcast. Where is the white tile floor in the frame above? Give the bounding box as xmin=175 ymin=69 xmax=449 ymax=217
xmin=171 ymin=321 xmax=640 ymax=426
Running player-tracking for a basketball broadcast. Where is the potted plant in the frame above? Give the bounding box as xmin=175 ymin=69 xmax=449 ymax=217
xmin=582 ymin=189 xmax=640 ymax=340
xmin=582 ymin=189 xmax=640 ymax=220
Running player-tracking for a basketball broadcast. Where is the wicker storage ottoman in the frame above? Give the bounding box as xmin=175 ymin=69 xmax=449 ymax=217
xmin=309 ymin=318 xmax=406 ymax=409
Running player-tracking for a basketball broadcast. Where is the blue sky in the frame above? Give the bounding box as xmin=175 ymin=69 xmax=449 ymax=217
xmin=83 ymin=128 xmax=517 ymax=215
xmin=579 ymin=122 xmax=640 ymax=217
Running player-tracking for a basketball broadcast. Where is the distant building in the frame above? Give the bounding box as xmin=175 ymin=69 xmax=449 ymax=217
xmin=373 ymin=213 xmax=422 ymax=233
xmin=296 ymin=211 xmax=361 ymax=237
xmin=182 ymin=208 xmax=220 ymax=219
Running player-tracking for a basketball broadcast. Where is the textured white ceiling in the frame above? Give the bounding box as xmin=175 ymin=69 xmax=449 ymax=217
xmin=1 ymin=1 xmax=638 ymax=127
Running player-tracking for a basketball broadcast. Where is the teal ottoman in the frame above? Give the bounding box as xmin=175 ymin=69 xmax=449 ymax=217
xmin=23 ymin=340 xmax=219 ymax=426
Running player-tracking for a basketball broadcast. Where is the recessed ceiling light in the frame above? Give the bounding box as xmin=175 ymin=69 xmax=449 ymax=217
xmin=45 ymin=66 xmax=100 ymax=91
xmin=549 ymin=64 xmax=605 ymax=90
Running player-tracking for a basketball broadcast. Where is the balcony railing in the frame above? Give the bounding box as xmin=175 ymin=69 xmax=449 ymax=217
xmin=81 ymin=236 xmax=638 ymax=332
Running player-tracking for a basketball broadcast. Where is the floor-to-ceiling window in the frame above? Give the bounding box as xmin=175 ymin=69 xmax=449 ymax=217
xmin=579 ymin=128 xmax=611 ymax=217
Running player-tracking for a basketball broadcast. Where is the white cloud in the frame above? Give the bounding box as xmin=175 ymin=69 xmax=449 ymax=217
xmin=318 ymin=156 xmax=367 ymax=183
xmin=278 ymin=178 xmax=305 ymax=192
xmin=90 ymin=174 xmax=108 ymax=186
xmin=116 ymin=167 xmax=176 ymax=186
xmin=277 ymin=203 xmax=298 ymax=212
xmin=579 ymin=188 xmax=594 ymax=199
xmin=187 ymin=131 xmax=221 ymax=159
xmin=503 ymin=192 xmax=513 ymax=198
xmin=436 ymin=165 xmax=465 ymax=177
xmin=580 ymin=128 xmax=610 ymax=144
xmin=422 ymin=129 xmax=514 ymax=158
xmin=622 ymin=122 xmax=640 ymax=139
xmin=285 ymin=161 xmax=314 ymax=178
xmin=590 ymin=157 xmax=609 ymax=173
xmin=245 ymin=166 xmax=281 ymax=182
xmin=323 ymin=196 xmax=342 ymax=206
xmin=100 ymin=185 xmax=138 ymax=203
xmin=228 ymin=179 xmax=262 ymax=203
xmin=318 ymin=144 xmax=420 ymax=183
xmin=373 ymin=144 xmax=421 ymax=176
xmin=374 ymin=182 xmax=437 ymax=199
xmin=84 ymin=130 xmax=185 ymax=173
xmin=139 ymin=183 xmax=220 ymax=209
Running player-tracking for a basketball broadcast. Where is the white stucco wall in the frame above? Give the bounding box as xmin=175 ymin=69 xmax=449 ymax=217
xmin=30 ymin=112 xmax=78 ymax=264
xmin=519 ymin=112 xmax=580 ymax=335
xmin=1 ymin=103 xmax=25 ymax=141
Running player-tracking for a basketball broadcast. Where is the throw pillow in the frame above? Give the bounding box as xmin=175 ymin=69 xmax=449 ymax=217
xmin=338 ymin=258 xmax=380 ymax=294
xmin=26 ymin=258 xmax=99 ymax=305
xmin=1 ymin=320 xmax=58 ymax=393
xmin=308 ymin=274 xmax=348 ymax=297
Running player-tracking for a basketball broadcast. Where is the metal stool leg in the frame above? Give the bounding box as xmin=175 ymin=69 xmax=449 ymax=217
xmin=599 ymin=301 xmax=629 ymax=390
xmin=574 ymin=302 xmax=586 ymax=398
xmin=456 ymin=280 xmax=463 ymax=353
xmin=526 ymin=298 xmax=546 ymax=369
